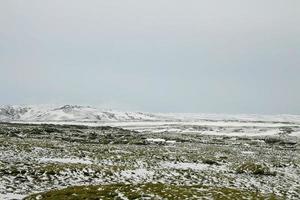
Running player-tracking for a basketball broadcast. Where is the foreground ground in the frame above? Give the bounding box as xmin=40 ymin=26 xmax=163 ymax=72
xmin=0 ymin=122 xmax=299 ymax=199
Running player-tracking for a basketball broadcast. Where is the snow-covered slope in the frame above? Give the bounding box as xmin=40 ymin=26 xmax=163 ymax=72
xmin=0 ymin=105 xmax=167 ymax=122
xmin=1 ymin=105 xmax=300 ymax=137
xmin=1 ymin=105 xmax=300 ymax=125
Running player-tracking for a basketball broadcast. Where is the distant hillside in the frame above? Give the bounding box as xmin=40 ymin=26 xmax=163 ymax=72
xmin=1 ymin=105 xmax=300 ymax=124
xmin=0 ymin=105 xmax=169 ymax=122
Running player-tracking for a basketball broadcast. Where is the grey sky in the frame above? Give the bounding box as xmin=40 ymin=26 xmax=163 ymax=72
xmin=1 ymin=0 xmax=300 ymax=114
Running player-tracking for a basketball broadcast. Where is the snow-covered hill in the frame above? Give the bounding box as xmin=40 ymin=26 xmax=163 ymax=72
xmin=1 ymin=105 xmax=300 ymax=137
xmin=1 ymin=105 xmax=300 ymax=125
xmin=0 ymin=105 xmax=168 ymax=122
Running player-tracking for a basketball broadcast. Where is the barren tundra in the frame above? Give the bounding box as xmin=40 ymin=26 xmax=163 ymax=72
xmin=0 ymin=105 xmax=299 ymax=199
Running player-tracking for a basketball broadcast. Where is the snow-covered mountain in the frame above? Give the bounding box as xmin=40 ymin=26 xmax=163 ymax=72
xmin=1 ymin=105 xmax=300 ymax=124
xmin=0 ymin=105 xmax=168 ymax=122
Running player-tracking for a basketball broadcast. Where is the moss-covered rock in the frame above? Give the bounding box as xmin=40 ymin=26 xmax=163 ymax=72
xmin=236 ymin=162 xmax=276 ymax=176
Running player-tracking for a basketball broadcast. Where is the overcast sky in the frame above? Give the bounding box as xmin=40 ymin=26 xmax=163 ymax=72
xmin=1 ymin=0 xmax=299 ymax=114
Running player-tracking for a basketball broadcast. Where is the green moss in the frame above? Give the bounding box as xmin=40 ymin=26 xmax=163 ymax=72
xmin=35 ymin=163 xmax=126 ymax=176
xmin=35 ymin=163 xmax=93 ymax=175
xmin=25 ymin=183 xmax=280 ymax=200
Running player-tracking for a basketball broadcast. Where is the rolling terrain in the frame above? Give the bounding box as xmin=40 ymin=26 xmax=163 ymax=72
xmin=0 ymin=105 xmax=299 ymax=199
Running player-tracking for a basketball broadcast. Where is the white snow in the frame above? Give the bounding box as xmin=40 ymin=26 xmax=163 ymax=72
xmin=120 ymin=168 xmax=154 ymax=180
xmin=166 ymin=140 xmax=176 ymax=144
xmin=241 ymin=151 xmax=255 ymax=155
xmin=39 ymin=157 xmax=92 ymax=164
xmin=160 ymin=162 xmax=208 ymax=170
xmin=0 ymin=193 xmax=26 ymax=200
xmin=146 ymin=138 xmax=166 ymax=143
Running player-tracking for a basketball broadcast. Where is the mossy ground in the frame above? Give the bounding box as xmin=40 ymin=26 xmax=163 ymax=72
xmin=236 ymin=162 xmax=276 ymax=176
xmin=25 ymin=183 xmax=279 ymax=200
xmin=0 ymin=123 xmax=299 ymax=199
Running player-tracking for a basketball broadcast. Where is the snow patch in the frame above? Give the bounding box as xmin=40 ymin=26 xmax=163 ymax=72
xmin=160 ymin=162 xmax=208 ymax=170
xmin=120 ymin=168 xmax=154 ymax=180
xmin=39 ymin=157 xmax=92 ymax=164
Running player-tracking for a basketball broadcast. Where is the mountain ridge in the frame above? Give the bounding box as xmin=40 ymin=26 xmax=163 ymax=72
xmin=1 ymin=104 xmax=300 ymax=124
xmin=0 ymin=105 xmax=167 ymax=122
